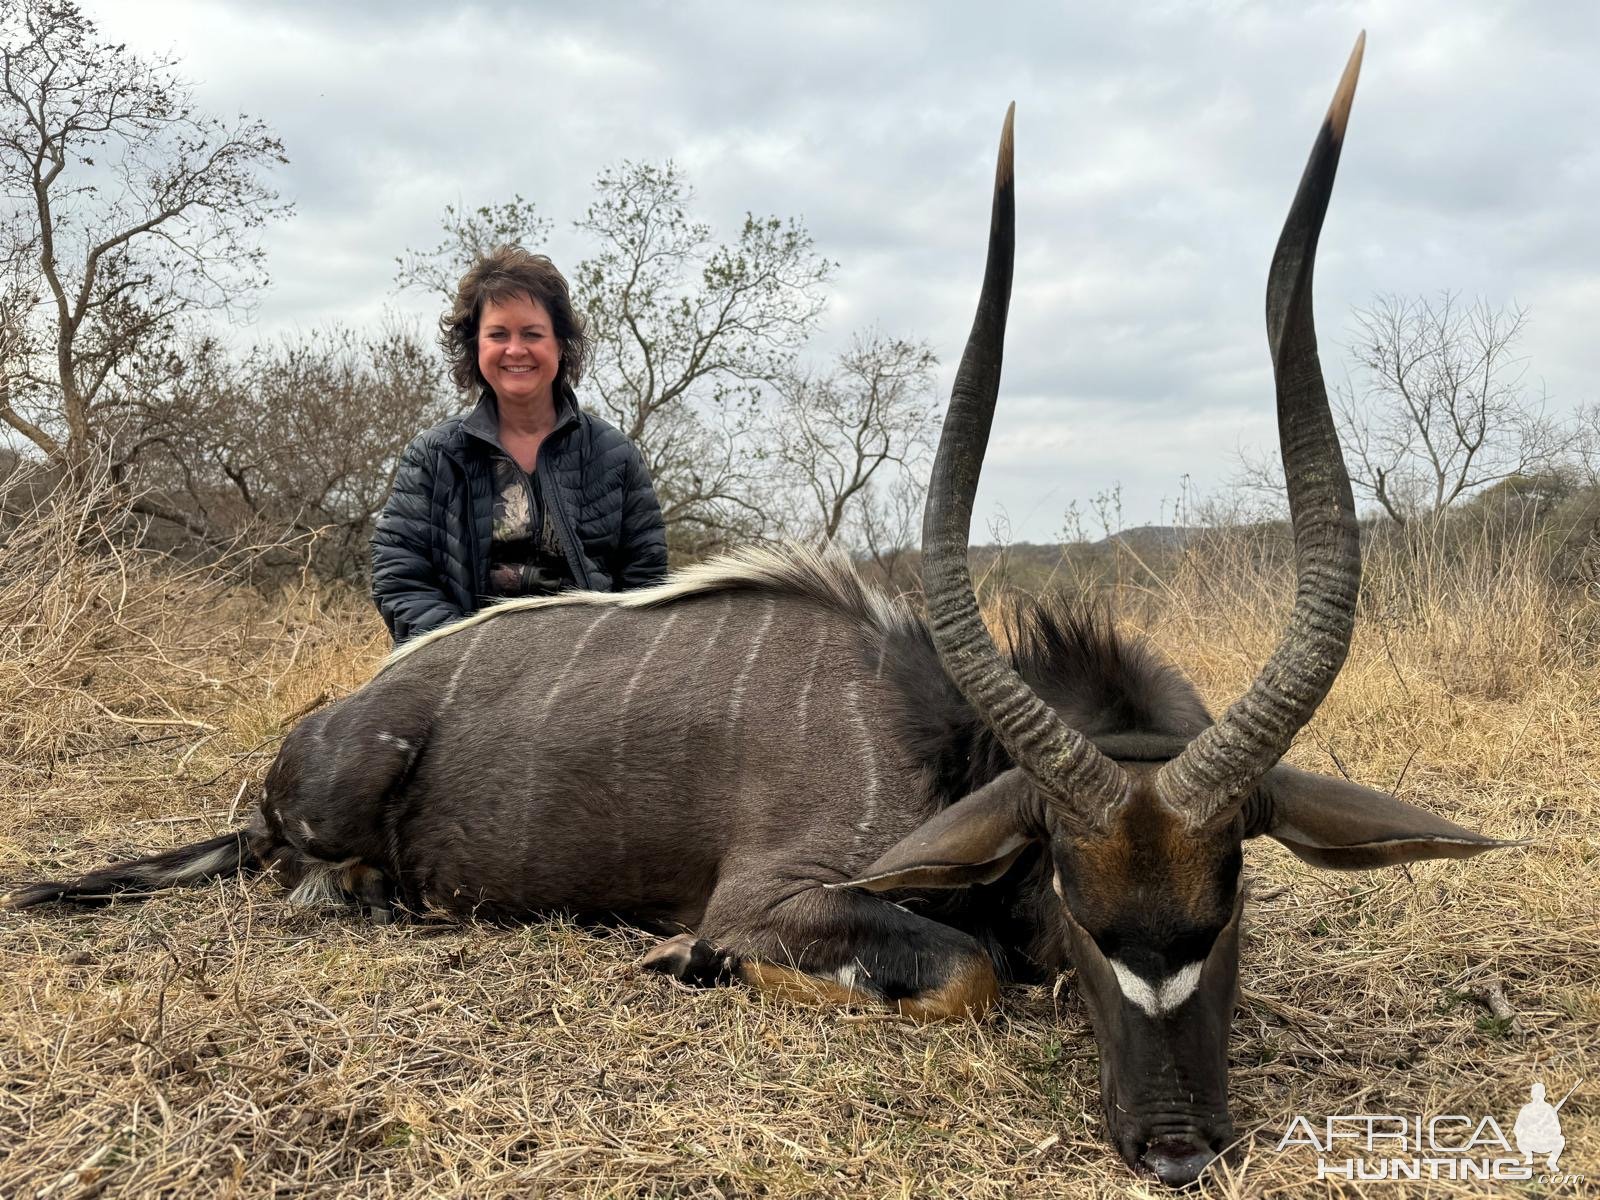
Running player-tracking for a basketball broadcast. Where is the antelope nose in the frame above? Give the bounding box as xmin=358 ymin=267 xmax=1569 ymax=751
xmin=1138 ymin=1138 xmax=1216 ymax=1187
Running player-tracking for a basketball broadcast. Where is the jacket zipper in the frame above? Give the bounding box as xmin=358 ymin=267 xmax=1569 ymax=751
xmin=532 ymin=441 xmax=593 ymax=590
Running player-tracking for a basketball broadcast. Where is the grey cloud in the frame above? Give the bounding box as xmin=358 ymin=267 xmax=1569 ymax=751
xmin=91 ymin=0 xmax=1600 ymax=539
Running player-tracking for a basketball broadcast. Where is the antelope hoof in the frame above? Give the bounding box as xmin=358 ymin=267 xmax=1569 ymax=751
xmin=639 ymin=933 xmax=740 ymax=987
xmin=349 ymin=864 xmax=394 ymax=924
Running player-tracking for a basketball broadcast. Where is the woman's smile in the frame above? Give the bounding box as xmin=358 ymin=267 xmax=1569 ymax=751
xmin=478 ymin=293 xmax=561 ymax=409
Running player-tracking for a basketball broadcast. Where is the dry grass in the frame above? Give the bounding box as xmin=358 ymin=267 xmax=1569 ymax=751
xmin=1 ymin=477 xmax=1595 ymax=1198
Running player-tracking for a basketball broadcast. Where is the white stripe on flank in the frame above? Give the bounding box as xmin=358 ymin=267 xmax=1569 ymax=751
xmin=845 ymin=680 xmax=880 ymax=847
xmin=439 ymin=623 xmax=489 ymax=711
xmin=702 ymin=594 xmax=734 ymax=660
xmin=618 ymin=609 xmax=680 ymax=722
xmin=535 ymin=607 xmax=617 ymax=725
xmin=794 ymin=635 xmax=826 ymax=739
xmin=726 ymin=599 xmax=776 ymax=727
xmin=661 ymin=597 xmax=731 ymax=784
xmin=1109 ymin=959 xmax=1203 ymax=1018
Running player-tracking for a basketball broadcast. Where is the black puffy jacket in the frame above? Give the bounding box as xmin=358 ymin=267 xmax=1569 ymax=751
xmin=371 ymin=387 xmax=668 ymax=642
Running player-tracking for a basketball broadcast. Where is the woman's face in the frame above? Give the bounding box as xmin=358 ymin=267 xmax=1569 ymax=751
xmin=477 ymin=293 xmax=562 ymax=410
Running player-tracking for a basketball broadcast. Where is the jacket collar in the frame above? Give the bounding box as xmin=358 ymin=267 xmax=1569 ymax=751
xmin=460 ymin=383 xmax=581 ymax=457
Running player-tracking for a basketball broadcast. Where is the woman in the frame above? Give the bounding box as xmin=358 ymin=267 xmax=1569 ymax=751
xmin=371 ymin=247 xmax=668 ymax=643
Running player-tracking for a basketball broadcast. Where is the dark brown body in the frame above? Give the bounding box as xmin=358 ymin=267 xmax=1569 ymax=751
xmin=277 ymin=580 xmax=939 ymax=928
xmin=254 ymin=552 xmax=1208 ymax=1009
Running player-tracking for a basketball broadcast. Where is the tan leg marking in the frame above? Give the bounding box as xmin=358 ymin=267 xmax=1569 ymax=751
xmin=737 ymin=961 xmax=865 ymax=1007
xmin=737 ymin=957 xmax=1000 ymax=1022
xmin=894 ymin=957 xmax=1000 ymax=1021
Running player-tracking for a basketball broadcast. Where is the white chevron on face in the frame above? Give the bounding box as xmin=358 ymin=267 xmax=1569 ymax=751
xmin=1109 ymin=959 xmax=1203 ymax=1018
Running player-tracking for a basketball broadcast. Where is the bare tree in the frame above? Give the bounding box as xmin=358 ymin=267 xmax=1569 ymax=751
xmin=0 ymin=0 xmax=290 ymax=477
xmin=769 ymin=328 xmax=939 ymax=544
xmin=0 ymin=259 xmax=36 ymax=448
xmin=1335 ymin=293 xmax=1567 ymax=524
xmin=128 ymin=321 xmax=449 ymax=577
xmin=1571 ymin=401 xmax=1600 ymax=490
xmin=394 ymin=196 xmax=551 ymax=301
xmin=854 ymin=472 xmax=926 ymax=593
xmin=574 ymin=161 xmax=832 ymax=553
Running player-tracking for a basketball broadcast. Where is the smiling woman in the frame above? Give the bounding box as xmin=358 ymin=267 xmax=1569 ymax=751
xmin=371 ymin=247 xmax=668 ymax=643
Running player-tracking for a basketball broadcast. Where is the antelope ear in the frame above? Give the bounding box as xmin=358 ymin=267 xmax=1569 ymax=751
xmin=835 ymin=770 xmax=1042 ymax=892
xmin=1254 ymin=764 xmax=1523 ymax=869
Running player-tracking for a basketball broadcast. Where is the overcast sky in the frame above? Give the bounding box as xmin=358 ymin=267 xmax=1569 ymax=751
xmin=94 ymin=0 xmax=1600 ymax=541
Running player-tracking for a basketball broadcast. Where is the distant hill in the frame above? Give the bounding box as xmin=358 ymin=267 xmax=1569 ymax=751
xmin=932 ymin=519 xmax=1299 ymax=599
xmin=1085 ymin=525 xmax=1202 ymax=553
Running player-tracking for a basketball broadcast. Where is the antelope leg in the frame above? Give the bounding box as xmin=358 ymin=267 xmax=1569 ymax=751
xmin=638 ymin=932 xmax=740 ymax=986
xmin=686 ymin=869 xmax=1001 ymax=1021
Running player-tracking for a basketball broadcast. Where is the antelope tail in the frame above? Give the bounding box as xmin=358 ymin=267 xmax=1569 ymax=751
xmin=1 ymin=831 xmax=256 ymax=910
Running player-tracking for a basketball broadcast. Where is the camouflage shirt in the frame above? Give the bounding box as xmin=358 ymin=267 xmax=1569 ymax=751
xmin=487 ymin=456 xmax=573 ymax=598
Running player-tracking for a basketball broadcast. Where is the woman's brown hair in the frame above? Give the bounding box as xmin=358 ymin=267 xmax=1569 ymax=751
xmin=440 ymin=246 xmax=593 ymax=395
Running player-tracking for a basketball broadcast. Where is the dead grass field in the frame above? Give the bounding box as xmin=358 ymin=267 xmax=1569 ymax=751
xmin=1 ymin=486 xmax=1596 ymax=1198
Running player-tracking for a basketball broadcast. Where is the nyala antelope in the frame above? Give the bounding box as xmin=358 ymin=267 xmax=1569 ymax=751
xmin=5 ymin=35 xmax=1514 ymax=1186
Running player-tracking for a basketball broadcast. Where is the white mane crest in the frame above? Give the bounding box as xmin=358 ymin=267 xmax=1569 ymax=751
xmin=379 ymin=543 xmax=911 ymax=673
